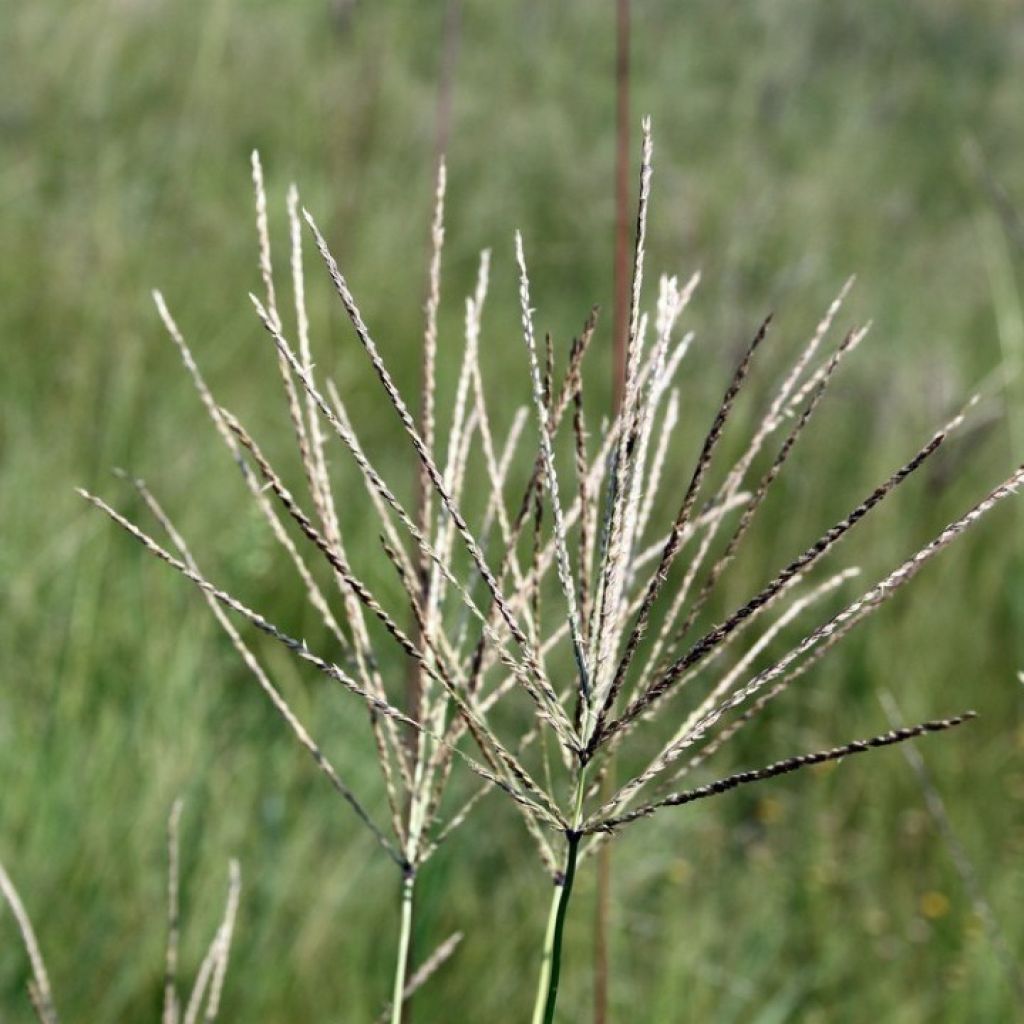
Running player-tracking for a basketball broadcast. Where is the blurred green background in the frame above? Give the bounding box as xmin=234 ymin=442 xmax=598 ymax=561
xmin=2 ymin=1 xmax=1023 ymax=1021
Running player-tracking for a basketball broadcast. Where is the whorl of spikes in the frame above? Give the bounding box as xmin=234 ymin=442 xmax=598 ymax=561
xmin=82 ymin=120 xmax=1016 ymax=893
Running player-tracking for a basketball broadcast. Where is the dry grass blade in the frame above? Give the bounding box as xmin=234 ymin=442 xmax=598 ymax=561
xmin=0 ymin=859 xmax=58 ymax=1024
xmin=203 ymin=860 xmax=241 ymax=1023
xmin=182 ymin=859 xmax=241 ymax=1024
xmin=163 ymin=798 xmax=184 ymax=1024
xmin=588 ymin=712 xmax=977 ymax=833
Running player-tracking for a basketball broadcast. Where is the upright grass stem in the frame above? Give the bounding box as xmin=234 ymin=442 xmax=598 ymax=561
xmin=391 ymin=872 xmax=416 ymax=1024
xmin=532 ymin=877 xmax=564 ymax=1024
xmin=532 ymin=773 xmax=587 ymax=1024
xmin=532 ymin=834 xmax=581 ymax=1024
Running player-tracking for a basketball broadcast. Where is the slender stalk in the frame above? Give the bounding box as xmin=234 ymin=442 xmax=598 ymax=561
xmin=531 ymin=877 xmax=564 ymax=1024
xmin=593 ymin=772 xmax=612 ymax=1023
xmin=599 ymin=3 xmax=632 ymax=1012
xmin=391 ymin=872 xmax=416 ymax=1024
xmin=532 ymin=769 xmax=588 ymax=1024
xmin=612 ymin=0 xmax=632 ymax=402
xmin=536 ymin=834 xmax=581 ymax=1024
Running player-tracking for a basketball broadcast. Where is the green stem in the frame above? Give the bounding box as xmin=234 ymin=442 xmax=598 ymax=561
xmin=531 ymin=832 xmax=581 ymax=1024
xmin=391 ymin=871 xmax=416 ymax=1024
xmin=532 ymin=877 xmax=563 ymax=1024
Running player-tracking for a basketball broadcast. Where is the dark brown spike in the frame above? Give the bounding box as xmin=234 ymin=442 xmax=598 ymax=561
xmin=600 ymin=411 xmax=957 ymax=751
xmin=589 ymin=712 xmax=976 ymax=833
xmin=666 ymin=326 xmax=860 ymax=661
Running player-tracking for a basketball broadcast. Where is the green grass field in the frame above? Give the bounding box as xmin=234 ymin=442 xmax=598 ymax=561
xmin=2 ymin=2 xmax=1023 ymax=1021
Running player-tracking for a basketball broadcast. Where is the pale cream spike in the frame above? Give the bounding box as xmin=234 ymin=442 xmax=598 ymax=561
xmin=453 ymin=406 xmax=530 ymax=659
xmin=151 ymin=291 xmax=349 ymax=653
xmin=621 ymin=278 xmax=682 ymax=563
xmin=634 ymin=387 xmax=680 ymax=548
xmin=432 ymin=252 xmax=491 ymax=616
xmin=588 ymin=121 xmax=654 ymax=724
xmin=628 ymin=279 xmax=697 ymax=553
xmin=469 ymin=354 xmax=530 ymax=598
xmin=599 ymin=569 xmax=859 ymax=820
xmin=296 ymin=221 xmax=575 ymax=746
xmin=326 ymin=381 xmax=418 ymax=585
xmin=516 ymin=230 xmax=591 ymax=710
xmin=423 ymin=159 xmax=447 ymax=483
xmin=674 ymin=464 xmax=1024 ymax=763
xmin=288 ymin=183 xmax=338 ymax=544
xmin=250 ymin=153 xmax=317 ymax=513
xmin=181 ymin=938 xmax=216 ymax=1024
xmin=591 ymin=312 xmax=649 ymax=710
